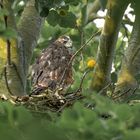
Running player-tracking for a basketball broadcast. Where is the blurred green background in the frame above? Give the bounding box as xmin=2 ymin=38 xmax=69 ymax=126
xmin=1 ymin=0 xmax=140 ymax=140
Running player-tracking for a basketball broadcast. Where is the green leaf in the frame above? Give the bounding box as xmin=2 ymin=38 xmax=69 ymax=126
xmin=0 ymin=22 xmax=5 ymax=32
xmin=59 ymin=12 xmax=76 ymax=28
xmin=47 ymin=10 xmax=76 ymax=28
xmin=0 ymin=9 xmax=9 ymax=17
xmin=124 ymin=130 xmax=140 ymax=140
xmin=47 ymin=10 xmax=60 ymax=26
xmin=2 ymin=27 xmax=17 ymax=39
xmin=113 ymin=104 xmax=132 ymax=121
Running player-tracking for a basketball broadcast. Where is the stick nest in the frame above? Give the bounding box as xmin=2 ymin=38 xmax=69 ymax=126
xmin=0 ymin=90 xmax=84 ymax=113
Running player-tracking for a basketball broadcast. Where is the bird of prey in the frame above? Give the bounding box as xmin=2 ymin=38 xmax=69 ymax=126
xmin=31 ymin=35 xmax=74 ymax=95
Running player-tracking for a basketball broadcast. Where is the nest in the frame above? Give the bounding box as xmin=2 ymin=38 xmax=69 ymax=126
xmin=0 ymin=69 xmax=90 ymax=114
xmin=0 ymin=90 xmax=84 ymax=113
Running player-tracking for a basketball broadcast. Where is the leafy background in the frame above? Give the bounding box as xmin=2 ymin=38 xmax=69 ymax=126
xmin=1 ymin=0 xmax=140 ymax=140
xmin=1 ymin=93 xmax=140 ymax=140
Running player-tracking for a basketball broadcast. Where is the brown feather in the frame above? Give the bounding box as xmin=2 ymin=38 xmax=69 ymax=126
xmin=31 ymin=36 xmax=73 ymax=95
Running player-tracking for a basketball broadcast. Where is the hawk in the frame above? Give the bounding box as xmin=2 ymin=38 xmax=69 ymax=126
xmin=31 ymin=35 xmax=74 ymax=95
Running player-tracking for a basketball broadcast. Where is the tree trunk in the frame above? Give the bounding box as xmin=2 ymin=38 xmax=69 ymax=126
xmin=113 ymin=2 xmax=140 ymax=102
xmin=0 ymin=0 xmax=23 ymax=96
xmin=90 ymin=0 xmax=129 ymax=94
xmin=18 ymin=0 xmax=42 ymax=94
xmin=0 ymin=0 xmax=42 ymax=97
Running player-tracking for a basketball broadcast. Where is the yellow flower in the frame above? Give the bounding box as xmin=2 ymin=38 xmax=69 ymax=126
xmin=87 ymin=59 xmax=96 ymax=68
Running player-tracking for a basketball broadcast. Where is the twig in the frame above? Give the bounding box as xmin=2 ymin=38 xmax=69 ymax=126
xmin=98 ymin=83 xmax=111 ymax=95
xmin=112 ymin=86 xmax=137 ymax=101
xmin=1 ymin=88 xmax=84 ymax=113
xmin=0 ymin=1 xmax=12 ymax=65
xmin=4 ymin=15 xmax=12 ymax=65
xmin=59 ymin=30 xmax=101 ymax=85
xmin=6 ymin=39 xmax=11 ymax=65
xmin=57 ymin=101 xmax=68 ymax=113
xmin=4 ymin=66 xmax=13 ymax=95
xmin=112 ymin=88 xmax=131 ymax=100
xmin=70 ymin=30 xmax=101 ymax=64
xmin=77 ymin=69 xmax=91 ymax=92
xmin=128 ymin=99 xmax=140 ymax=105
xmin=88 ymin=16 xmax=105 ymax=23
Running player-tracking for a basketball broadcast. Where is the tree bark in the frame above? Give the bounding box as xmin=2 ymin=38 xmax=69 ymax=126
xmin=0 ymin=0 xmax=24 ymax=96
xmin=87 ymin=0 xmax=101 ymax=23
xmin=113 ymin=2 xmax=140 ymax=102
xmin=0 ymin=0 xmax=42 ymax=96
xmin=18 ymin=0 xmax=42 ymax=94
xmin=90 ymin=0 xmax=129 ymax=93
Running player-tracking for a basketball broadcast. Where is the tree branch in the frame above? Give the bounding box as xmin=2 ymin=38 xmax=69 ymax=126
xmin=91 ymin=0 xmax=129 ymax=93
xmin=18 ymin=0 xmax=42 ymax=75
xmin=114 ymin=2 xmax=140 ymax=102
xmin=17 ymin=0 xmax=42 ymax=93
xmin=87 ymin=0 xmax=101 ymax=24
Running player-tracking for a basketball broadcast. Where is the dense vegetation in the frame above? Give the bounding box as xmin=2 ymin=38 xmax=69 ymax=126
xmin=0 ymin=0 xmax=140 ymax=139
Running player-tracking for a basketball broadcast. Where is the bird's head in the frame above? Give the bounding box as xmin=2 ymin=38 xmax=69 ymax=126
xmin=56 ymin=35 xmax=72 ymax=48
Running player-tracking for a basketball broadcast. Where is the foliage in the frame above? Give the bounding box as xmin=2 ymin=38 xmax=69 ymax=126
xmin=35 ymin=0 xmax=79 ymax=28
xmin=1 ymin=93 xmax=140 ymax=140
xmin=1 ymin=0 xmax=140 ymax=140
xmin=0 ymin=9 xmax=17 ymax=39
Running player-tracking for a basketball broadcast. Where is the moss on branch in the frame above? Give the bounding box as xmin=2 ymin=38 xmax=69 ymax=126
xmin=114 ymin=2 xmax=140 ymax=102
xmin=91 ymin=0 xmax=129 ymax=93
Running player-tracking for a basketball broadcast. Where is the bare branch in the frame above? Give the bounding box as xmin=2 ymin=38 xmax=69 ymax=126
xmin=59 ymin=30 xmax=101 ymax=86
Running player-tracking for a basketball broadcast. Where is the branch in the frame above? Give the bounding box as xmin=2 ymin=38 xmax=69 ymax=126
xmin=87 ymin=0 xmax=101 ymax=24
xmin=114 ymin=2 xmax=140 ymax=102
xmin=4 ymin=16 xmax=11 ymax=65
xmin=77 ymin=69 xmax=91 ymax=92
xmin=91 ymin=0 xmax=129 ymax=92
xmin=59 ymin=30 xmax=101 ymax=86
xmin=18 ymin=0 xmax=42 ymax=75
